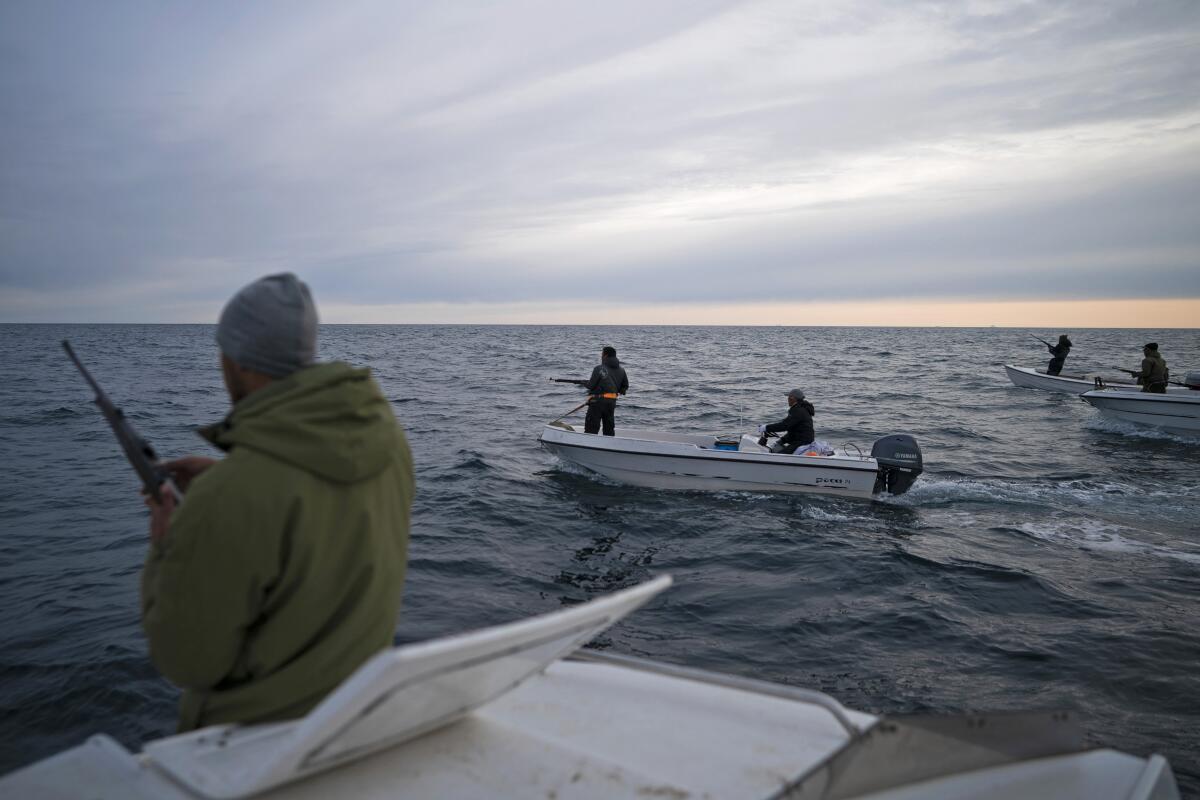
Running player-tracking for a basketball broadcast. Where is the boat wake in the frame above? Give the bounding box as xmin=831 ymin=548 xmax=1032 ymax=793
xmin=886 ymin=474 xmax=1198 ymax=511
xmin=1016 ymin=519 xmax=1200 ymax=565
xmin=796 ymin=504 xmax=858 ymax=523
xmin=1083 ymin=415 xmax=1200 ymax=444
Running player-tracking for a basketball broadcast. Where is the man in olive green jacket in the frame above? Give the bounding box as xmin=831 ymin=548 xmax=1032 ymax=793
xmin=142 ymin=273 xmax=414 ymax=731
xmin=1131 ymin=342 xmax=1169 ymax=393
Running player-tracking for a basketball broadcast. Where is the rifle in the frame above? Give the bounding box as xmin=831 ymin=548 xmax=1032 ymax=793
xmin=62 ymin=341 xmax=181 ymax=504
xmin=551 ymin=400 xmax=590 ymax=424
xmin=1112 ymin=365 xmax=1189 ymax=388
xmin=1113 ymin=364 xmax=1190 ymax=386
xmin=550 ymin=378 xmax=588 ymax=386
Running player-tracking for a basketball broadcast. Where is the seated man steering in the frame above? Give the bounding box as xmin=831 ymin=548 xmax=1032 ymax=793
xmin=758 ymin=388 xmax=816 ymax=454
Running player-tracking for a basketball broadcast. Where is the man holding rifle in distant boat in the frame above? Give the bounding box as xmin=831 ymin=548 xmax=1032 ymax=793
xmin=131 ymin=273 xmax=414 ymax=731
xmin=1032 ymin=333 xmax=1072 ymax=376
xmin=555 ymin=346 xmax=629 ymax=435
xmin=1121 ymin=342 xmax=1170 ymax=393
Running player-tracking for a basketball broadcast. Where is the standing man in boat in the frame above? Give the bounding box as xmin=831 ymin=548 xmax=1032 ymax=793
xmin=583 ymin=346 xmax=629 ymax=436
xmin=141 ymin=273 xmax=415 ymax=731
xmin=1045 ymin=334 xmax=1072 ymax=376
xmin=1127 ymin=342 xmax=1170 ymax=393
xmin=758 ymin=389 xmax=816 ymax=454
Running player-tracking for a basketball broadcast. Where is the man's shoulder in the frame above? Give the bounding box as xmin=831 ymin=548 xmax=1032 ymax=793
xmin=168 ymin=448 xmax=310 ymax=548
xmin=185 ymin=447 xmax=302 ymax=503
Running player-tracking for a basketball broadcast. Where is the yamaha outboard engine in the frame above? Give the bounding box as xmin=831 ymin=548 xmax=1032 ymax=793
xmin=871 ymin=434 xmax=923 ymax=495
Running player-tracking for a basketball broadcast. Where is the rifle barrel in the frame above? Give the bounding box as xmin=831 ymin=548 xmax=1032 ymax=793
xmin=63 ymin=340 xmax=178 ymax=503
xmin=62 ymin=341 xmax=105 ymax=397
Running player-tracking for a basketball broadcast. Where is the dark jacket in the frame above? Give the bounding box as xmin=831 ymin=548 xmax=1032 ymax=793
xmin=142 ymin=362 xmax=414 ymax=731
xmin=765 ymin=399 xmax=815 ymax=446
xmin=1046 ymin=339 xmax=1071 ymax=375
xmin=585 ymin=356 xmax=628 ymax=397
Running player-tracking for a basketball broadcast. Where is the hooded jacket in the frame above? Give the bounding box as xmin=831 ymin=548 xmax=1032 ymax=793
xmin=1136 ymin=351 xmax=1169 ymax=391
xmin=141 ymin=362 xmax=414 ymax=731
xmin=1048 ymin=337 xmax=1072 ymax=358
xmin=765 ymin=399 xmax=816 ymax=446
xmin=585 ymin=355 xmax=628 ymax=398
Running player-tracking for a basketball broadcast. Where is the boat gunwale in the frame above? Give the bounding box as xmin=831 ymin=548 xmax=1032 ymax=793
xmin=1080 ymin=390 xmax=1200 ymax=408
xmin=1004 ymin=364 xmax=1136 ymax=387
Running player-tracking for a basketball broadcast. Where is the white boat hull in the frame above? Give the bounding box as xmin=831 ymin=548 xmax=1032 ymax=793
xmin=1005 ymin=364 xmax=1136 ymax=394
xmin=1080 ymin=390 xmax=1200 ymax=437
xmin=538 ymin=425 xmax=901 ymax=499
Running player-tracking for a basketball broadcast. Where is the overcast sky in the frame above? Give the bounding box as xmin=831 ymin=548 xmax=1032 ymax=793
xmin=2 ymin=1 xmax=1198 ymax=323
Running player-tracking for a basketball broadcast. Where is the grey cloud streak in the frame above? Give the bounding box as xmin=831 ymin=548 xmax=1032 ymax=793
xmin=1 ymin=0 xmax=1198 ymax=320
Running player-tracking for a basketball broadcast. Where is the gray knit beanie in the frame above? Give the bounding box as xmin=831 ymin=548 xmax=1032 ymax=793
xmin=216 ymin=273 xmax=317 ymax=377
xmin=788 ymin=388 xmax=806 ymax=401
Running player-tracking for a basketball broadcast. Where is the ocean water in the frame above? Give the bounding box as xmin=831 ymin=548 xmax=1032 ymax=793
xmin=1 ymin=323 xmax=1198 ymax=791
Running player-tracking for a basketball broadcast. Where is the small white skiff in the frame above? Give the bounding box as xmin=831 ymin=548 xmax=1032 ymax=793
xmin=538 ymin=423 xmax=924 ymax=499
xmin=0 ymin=577 xmax=1180 ymax=800
xmin=1005 ymin=365 xmax=1194 ymax=395
xmin=1005 ymin=365 xmax=1136 ymax=394
xmin=1080 ymin=390 xmax=1200 ymax=437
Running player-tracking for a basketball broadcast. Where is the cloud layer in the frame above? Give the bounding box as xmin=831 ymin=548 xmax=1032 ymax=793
xmin=2 ymin=1 xmax=1198 ymax=321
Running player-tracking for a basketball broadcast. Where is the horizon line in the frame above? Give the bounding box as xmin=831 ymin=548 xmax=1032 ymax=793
xmin=4 ymin=321 xmax=1198 ymax=330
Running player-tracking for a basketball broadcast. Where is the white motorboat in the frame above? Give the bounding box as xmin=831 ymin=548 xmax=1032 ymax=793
xmin=1080 ymin=389 xmax=1200 ymax=437
xmin=538 ymin=423 xmax=923 ymax=499
xmin=1 ymin=576 xmax=1180 ymax=800
xmin=1005 ymin=365 xmax=1138 ymax=394
xmin=1005 ymin=365 xmax=1194 ymax=396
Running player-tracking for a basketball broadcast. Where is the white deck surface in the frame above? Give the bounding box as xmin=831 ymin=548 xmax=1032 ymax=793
xmin=1 ymin=657 xmax=873 ymax=800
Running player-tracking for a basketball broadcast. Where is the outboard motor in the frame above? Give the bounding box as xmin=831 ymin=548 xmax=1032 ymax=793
xmin=871 ymin=434 xmax=923 ymax=495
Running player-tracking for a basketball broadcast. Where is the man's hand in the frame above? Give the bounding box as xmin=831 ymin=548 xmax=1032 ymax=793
xmin=143 ymin=456 xmax=216 ymax=543
xmin=757 ymin=424 xmax=768 ymax=434
xmin=164 ymin=456 xmax=217 ymax=492
xmin=145 ymin=484 xmax=177 ymax=544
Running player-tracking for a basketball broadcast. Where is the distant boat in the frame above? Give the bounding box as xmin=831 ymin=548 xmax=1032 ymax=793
xmin=1080 ymin=390 xmax=1200 ymax=437
xmin=1004 ymin=364 xmax=1140 ymax=394
xmin=1 ymin=576 xmax=1181 ymax=799
xmin=539 ymin=424 xmax=923 ymax=499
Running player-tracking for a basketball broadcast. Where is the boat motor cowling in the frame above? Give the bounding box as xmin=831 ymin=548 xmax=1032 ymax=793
xmin=871 ymin=435 xmax=923 ymax=496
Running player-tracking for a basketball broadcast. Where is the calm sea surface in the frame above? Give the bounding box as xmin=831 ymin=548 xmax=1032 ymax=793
xmin=1 ymin=324 xmax=1198 ymax=790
